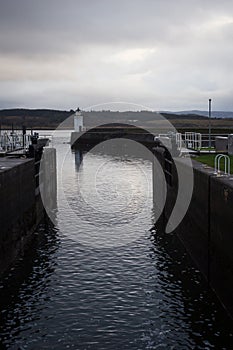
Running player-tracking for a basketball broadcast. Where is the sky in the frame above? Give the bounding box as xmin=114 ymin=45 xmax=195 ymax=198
xmin=0 ymin=0 xmax=233 ymax=111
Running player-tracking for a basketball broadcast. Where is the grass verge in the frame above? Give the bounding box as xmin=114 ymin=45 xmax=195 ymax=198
xmin=194 ymin=154 xmax=233 ymax=174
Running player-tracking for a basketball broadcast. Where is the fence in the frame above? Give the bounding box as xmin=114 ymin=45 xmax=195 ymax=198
xmin=0 ymin=131 xmax=31 ymax=152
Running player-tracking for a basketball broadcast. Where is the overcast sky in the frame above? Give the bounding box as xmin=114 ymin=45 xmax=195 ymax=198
xmin=0 ymin=0 xmax=233 ymax=111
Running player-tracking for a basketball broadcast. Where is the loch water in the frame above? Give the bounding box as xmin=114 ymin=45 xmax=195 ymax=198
xmin=0 ymin=132 xmax=233 ymax=349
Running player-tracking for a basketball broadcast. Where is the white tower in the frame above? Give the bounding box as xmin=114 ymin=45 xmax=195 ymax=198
xmin=74 ymin=108 xmax=84 ymax=132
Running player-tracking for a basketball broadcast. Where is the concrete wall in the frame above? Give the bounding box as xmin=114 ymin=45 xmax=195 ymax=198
xmin=39 ymin=148 xmax=57 ymax=223
xmin=209 ymin=175 xmax=233 ymax=316
xmin=0 ymin=158 xmax=38 ymax=273
xmin=165 ymin=160 xmax=210 ymax=277
xmin=153 ymin=152 xmax=233 ymax=318
xmin=0 ymin=148 xmax=57 ymax=275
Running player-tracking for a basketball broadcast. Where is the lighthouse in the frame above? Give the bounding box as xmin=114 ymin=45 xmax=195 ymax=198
xmin=74 ymin=108 xmax=84 ymax=132
xmin=70 ymin=108 xmax=86 ymax=148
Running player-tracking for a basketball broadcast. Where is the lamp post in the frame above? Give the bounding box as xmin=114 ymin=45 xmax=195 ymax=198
xmin=208 ymin=98 xmax=212 ymax=148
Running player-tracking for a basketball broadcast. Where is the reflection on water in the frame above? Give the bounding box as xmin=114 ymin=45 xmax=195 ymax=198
xmin=0 ymin=134 xmax=233 ymax=349
xmin=74 ymin=149 xmax=83 ymax=170
xmin=0 ymin=218 xmax=60 ymax=349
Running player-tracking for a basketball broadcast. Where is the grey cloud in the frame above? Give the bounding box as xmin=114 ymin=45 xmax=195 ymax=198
xmin=1 ymin=0 xmax=232 ymax=55
xmin=1 ymin=0 xmax=233 ymax=110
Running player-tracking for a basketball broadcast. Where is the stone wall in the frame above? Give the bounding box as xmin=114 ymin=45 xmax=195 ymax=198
xmin=153 ymin=150 xmax=233 ymax=318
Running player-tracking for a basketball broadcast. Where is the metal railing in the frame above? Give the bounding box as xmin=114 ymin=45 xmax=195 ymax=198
xmin=0 ymin=131 xmax=31 ymax=152
xmin=154 ymin=132 xmax=233 ymax=153
xmin=176 ymin=132 xmax=182 ymax=150
xmin=0 ymin=131 xmax=53 ymax=153
xmin=214 ymin=154 xmax=230 ymax=176
xmin=184 ymin=132 xmax=202 ymax=150
xmin=201 ymin=134 xmax=228 ymax=148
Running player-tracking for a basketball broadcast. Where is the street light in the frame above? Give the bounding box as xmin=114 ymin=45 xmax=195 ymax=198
xmin=208 ymin=98 xmax=212 ymax=148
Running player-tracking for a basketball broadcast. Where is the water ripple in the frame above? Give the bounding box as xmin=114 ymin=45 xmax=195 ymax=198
xmin=0 ymin=135 xmax=233 ymax=349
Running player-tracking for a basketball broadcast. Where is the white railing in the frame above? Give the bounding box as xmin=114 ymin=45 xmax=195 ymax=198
xmin=0 ymin=132 xmax=31 ymax=152
xmin=157 ymin=132 xmax=183 ymax=150
xmin=184 ymin=132 xmax=202 ymax=150
xmin=176 ymin=133 xmax=182 ymax=150
xmin=214 ymin=154 xmax=230 ymax=176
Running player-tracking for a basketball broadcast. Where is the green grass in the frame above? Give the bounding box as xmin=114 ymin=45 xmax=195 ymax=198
xmin=195 ymin=154 xmax=233 ymax=174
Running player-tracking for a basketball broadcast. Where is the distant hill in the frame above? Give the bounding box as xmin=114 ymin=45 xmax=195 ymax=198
xmin=0 ymin=108 xmax=209 ymax=129
xmin=0 ymin=108 xmax=74 ymax=129
xmin=173 ymin=110 xmax=233 ymax=119
xmin=82 ymin=110 xmax=209 ymax=122
xmin=0 ymin=108 xmax=232 ymax=130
